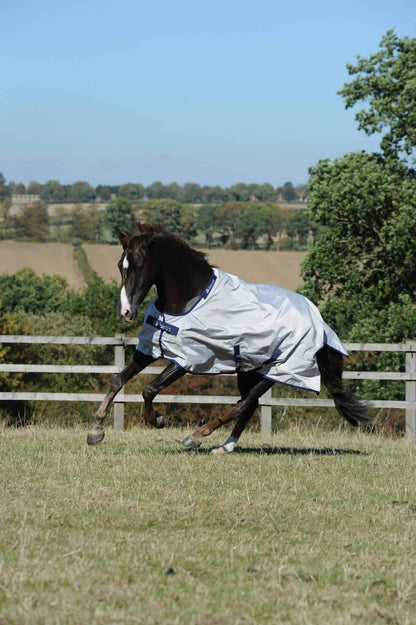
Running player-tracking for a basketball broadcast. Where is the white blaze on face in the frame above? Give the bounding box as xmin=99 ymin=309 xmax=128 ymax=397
xmin=120 ymin=286 xmax=132 ymax=318
xmin=120 ymin=254 xmax=132 ymax=318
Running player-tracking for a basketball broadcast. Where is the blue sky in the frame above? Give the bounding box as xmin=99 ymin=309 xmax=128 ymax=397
xmin=1 ymin=0 xmax=414 ymax=188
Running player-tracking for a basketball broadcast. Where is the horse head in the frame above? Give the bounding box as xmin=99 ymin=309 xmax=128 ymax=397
xmin=116 ymin=225 xmax=155 ymax=322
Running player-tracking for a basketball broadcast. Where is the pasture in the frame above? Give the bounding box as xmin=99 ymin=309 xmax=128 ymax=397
xmin=0 ymin=240 xmax=307 ymax=292
xmin=0 ymin=241 xmax=85 ymax=290
xmin=1 ymin=426 xmax=415 ymax=624
xmin=84 ymin=244 xmax=307 ymax=291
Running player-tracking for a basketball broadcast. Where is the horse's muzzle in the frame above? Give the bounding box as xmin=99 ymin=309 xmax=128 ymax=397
xmin=120 ymin=306 xmax=137 ymax=323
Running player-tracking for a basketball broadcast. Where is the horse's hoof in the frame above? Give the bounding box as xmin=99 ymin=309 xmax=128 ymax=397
xmin=154 ymin=415 xmax=165 ymax=429
xmin=87 ymin=427 xmax=105 ymax=446
xmin=182 ymin=435 xmax=202 ymax=450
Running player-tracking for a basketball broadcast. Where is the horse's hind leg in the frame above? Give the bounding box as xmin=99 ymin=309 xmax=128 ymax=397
xmin=210 ymin=372 xmax=265 ymax=454
xmin=183 ymin=375 xmax=273 ymax=450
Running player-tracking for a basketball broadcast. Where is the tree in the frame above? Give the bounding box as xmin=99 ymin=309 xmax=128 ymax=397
xmin=118 ymin=183 xmax=144 ymax=200
xmin=14 ymin=182 xmax=27 ymax=194
xmin=100 ymin=198 xmax=135 ymax=243
xmin=71 ymin=205 xmax=101 ymax=241
xmin=302 ymin=153 xmax=416 ymax=332
xmin=262 ymin=204 xmax=286 ymax=248
xmin=339 ymin=30 xmax=416 ymax=164
xmin=257 ymin=183 xmax=277 ymax=202
xmin=214 ymin=202 xmax=245 ymax=244
xmin=182 ymin=183 xmax=202 ymax=203
xmin=142 ymin=199 xmax=183 ymax=234
xmin=282 ymin=181 xmax=297 ymax=202
xmin=145 ymin=181 xmax=166 ymax=199
xmin=229 ymin=183 xmax=251 ymax=202
xmin=0 ymin=173 xmax=11 ymax=202
xmin=17 ymin=201 xmax=49 ymax=240
xmin=234 ymin=203 xmax=269 ymax=248
xmin=95 ymin=185 xmax=113 ymax=201
xmin=196 ymin=205 xmax=217 ymax=246
xmin=68 ymin=181 xmax=95 ymax=203
xmin=40 ymin=180 xmax=67 ymax=202
xmin=301 ymin=31 xmax=416 ymax=346
xmin=0 ymin=269 xmax=69 ymax=314
xmin=178 ymin=204 xmax=197 ymax=240
xmin=27 ymin=180 xmax=43 ymax=195
xmin=286 ymin=210 xmax=314 ymax=249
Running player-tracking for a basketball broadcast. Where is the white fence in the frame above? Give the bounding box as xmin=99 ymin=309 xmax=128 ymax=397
xmin=0 ymin=335 xmax=415 ymax=438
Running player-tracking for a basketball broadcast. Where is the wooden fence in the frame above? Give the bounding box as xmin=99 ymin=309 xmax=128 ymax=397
xmin=0 ymin=335 xmax=415 ymax=438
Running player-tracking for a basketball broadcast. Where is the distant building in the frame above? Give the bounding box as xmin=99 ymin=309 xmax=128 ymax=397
xmin=12 ymin=194 xmax=41 ymax=204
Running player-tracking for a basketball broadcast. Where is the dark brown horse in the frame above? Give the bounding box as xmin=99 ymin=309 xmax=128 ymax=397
xmin=87 ymin=224 xmax=370 ymax=452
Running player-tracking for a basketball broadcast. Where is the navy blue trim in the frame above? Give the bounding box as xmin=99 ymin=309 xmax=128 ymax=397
xmin=233 ymin=345 xmax=242 ymax=371
xmin=202 ymin=273 xmax=217 ymax=299
xmin=146 ymin=315 xmax=179 ymax=336
xmin=264 ymin=348 xmax=282 ymax=364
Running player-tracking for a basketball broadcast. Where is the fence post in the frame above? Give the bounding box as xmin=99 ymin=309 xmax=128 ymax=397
xmin=405 ymin=344 xmax=416 ymax=439
xmin=113 ymin=335 xmax=125 ymax=431
xmin=261 ymin=387 xmax=272 ymax=433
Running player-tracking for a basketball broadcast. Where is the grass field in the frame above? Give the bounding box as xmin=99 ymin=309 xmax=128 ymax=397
xmin=84 ymin=245 xmax=307 ymax=290
xmin=0 ymin=241 xmax=85 ymax=290
xmin=1 ymin=427 xmax=415 ymax=624
xmin=0 ymin=240 xmax=306 ymax=292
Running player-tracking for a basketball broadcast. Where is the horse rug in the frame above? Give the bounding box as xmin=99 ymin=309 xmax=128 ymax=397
xmin=136 ymin=269 xmax=348 ymax=392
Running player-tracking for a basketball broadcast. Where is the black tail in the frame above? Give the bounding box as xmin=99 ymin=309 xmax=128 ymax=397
xmin=317 ymin=345 xmax=371 ymax=427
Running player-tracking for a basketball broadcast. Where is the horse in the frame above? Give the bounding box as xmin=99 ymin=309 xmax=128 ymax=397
xmin=87 ymin=224 xmax=370 ymax=452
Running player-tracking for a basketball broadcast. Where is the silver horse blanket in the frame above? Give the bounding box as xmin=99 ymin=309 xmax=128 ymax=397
xmin=136 ymin=269 xmax=347 ymax=392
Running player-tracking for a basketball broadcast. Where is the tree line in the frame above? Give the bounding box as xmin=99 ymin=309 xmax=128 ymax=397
xmin=0 ymin=194 xmax=317 ymax=250
xmin=0 ymin=176 xmax=306 ymax=204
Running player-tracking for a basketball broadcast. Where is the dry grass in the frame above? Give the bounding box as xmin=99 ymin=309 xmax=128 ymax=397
xmin=1 ymin=426 xmax=416 ymax=624
xmin=0 ymin=241 xmax=306 ymax=292
xmin=85 ymin=244 xmax=307 ymax=290
xmin=0 ymin=241 xmax=84 ymax=290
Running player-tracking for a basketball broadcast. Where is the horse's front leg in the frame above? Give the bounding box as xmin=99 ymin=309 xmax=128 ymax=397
xmin=87 ymin=352 xmax=155 ymax=446
xmin=142 ymin=361 xmax=186 ymax=428
xmin=182 ymin=378 xmax=273 ymax=450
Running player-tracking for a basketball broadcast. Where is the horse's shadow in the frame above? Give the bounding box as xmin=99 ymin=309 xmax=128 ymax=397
xmin=181 ymin=446 xmax=367 ymax=456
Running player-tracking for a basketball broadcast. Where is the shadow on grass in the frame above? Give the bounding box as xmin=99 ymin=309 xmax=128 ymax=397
xmin=182 ymin=446 xmax=367 ymax=456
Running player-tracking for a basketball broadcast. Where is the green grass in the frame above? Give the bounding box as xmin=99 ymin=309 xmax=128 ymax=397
xmin=1 ymin=426 xmax=416 ymax=624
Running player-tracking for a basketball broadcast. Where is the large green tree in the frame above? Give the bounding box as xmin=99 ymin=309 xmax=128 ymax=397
xmin=100 ymin=198 xmax=135 ymax=243
xmin=339 ymin=30 xmax=416 ymax=164
xmin=301 ymin=30 xmax=416 ymax=348
xmin=142 ymin=199 xmax=184 ymax=235
xmin=234 ymin=203 xmax=269 ymax=248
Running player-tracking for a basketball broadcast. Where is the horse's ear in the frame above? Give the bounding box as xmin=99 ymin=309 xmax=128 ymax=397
xmin=144 ymin=225 xmax=153 ymax=246
xmin=115 ymin=228 xmax=130 ymax=248
xmin=136 ymin=223 xmax=154 ymax=246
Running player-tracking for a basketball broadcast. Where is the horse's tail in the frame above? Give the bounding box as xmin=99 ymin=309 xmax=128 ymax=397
xmin=317 ymin=344 xmax=371 ymax=427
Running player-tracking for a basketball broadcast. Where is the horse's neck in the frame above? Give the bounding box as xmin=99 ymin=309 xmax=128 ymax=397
xmin=154 ymin=248 xmax=212 ymax=315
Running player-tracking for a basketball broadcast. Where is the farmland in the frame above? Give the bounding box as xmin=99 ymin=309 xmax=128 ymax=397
xmin=1 ymin=426 xmax=415 ymax=624
xmin=0 ymin=240 xmax=307 ymax=291
xmin=0 ymin=241 xmax=85 ymax=290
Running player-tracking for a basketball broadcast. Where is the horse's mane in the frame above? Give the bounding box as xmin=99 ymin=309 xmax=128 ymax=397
xmin=136 ymin=223 xmax=212 ymax=267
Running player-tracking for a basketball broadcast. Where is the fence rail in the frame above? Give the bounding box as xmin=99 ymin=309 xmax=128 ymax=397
xmin=1 ymin=335 xmax=415 ymax=438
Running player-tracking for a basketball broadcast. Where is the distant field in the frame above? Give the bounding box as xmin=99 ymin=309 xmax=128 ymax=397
xmin=84 ymin=244 xmax=307 ymax=290
xmin=0 ymin=241 xmax=84 ymax=289
xmin=0 ymin=241 xmax=307 ymax=291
